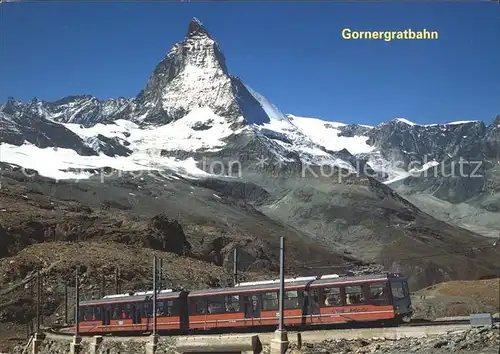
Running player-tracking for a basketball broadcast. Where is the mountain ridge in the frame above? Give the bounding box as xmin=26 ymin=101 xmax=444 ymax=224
xmin=1 ymin=18 xmax=499 ymax=291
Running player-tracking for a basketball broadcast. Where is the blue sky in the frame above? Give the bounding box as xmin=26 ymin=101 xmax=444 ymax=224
xmin=1 ymin=2 xmax=499 ymax=126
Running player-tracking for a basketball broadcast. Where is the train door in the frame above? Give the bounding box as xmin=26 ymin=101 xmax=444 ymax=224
xmin=390 ymin=279 xmax=412 ymax=321
xmin=310 ymin=288 xmax=321 ymax=314
xmin=242 ymin=294 xmax=261 ymax=324
xmin=242 ymin=295 xmax=252 ymax=318
xmin=132 ymin=304 xmax=141 ymax=325
xmin=102 ymin=305 xmax=111 ymax=326
xmin=252 ymin=294 xmax=261 ymax=319
xmin=308 ymin=288 xmax=321 ymax=323
xmin=300 ymin=290 xmax=309 ymax=326
xmin=143 ymin=302 xmax=152 ymax=332
xmin=179 ymin=293 xmax=190 ymax=332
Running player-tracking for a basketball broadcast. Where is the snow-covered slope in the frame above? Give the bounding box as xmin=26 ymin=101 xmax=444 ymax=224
xmin=287 ymin=114 xmax=375 ymax=154
xmin=0 ymin=142 xmax=207 ymax=181
xmin=244 ymin=84 xmax=290 ymax=123
xmin=393 ymin=117 xmax=481 ymax=127
xmin=0 ymin=107 xmax=239 ymax=180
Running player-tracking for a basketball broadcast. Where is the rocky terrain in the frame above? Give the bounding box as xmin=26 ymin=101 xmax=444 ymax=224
xmin=7 ymin=323 xmax=500 ymax=354
xmin=287 ymin=324 xmax=500 ymax=354
xmin=412 ymin=278 xmax=500 ymax=319
xmin=384 ymin=116 xmax=500 ymax=238
xmin=0 ymin=161 xmax=361 ymax=352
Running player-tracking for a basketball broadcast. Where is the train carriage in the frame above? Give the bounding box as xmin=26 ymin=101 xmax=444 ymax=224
xmin=186 ymin=281 xmax=308 ymax=330
xmin=74 ymin=289 xmax=189 ymax=334
xmin=61 ymin=272 xmax=412 ymax=335
xmin=185 ymin=273 xmax=412 ymax=330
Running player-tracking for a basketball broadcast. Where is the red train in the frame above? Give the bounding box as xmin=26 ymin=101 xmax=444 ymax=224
xmin=62 ymin=273 xmax=412 ymax=334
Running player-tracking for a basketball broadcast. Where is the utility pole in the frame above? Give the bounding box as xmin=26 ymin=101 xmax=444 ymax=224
xmin=32 ymin=270 xmax=45 ymax=353
xmin=64 ymin=282 xmax=68 ymax=324
xmin=146 ymin=258 xmax=159 ymax=354
xmin=101 ymin=274 xmax=106 ymax=298
xmin=70 ymin=267 xmax=82 ymax=354
xmin=152 ymin=255 xmax=157 ymax=336
xmin=159 ymin=258 xmax=163 ymax=291
xmin=75 ymin=267 xmax=80 ymax=336
xmin=115 ymin=268 xmax=119 ymax=294
xmin=270 ymin=236 xmax=289 ymax=354
xmin=40 ymin=273 xmax=44 ymax=327
xmin=233 ymin=248 xmax=238 ymax=286
xmin=36 ymin=270 xmax=40 ymax=333
xmin=278 ymin=236 xmax=285 ymax=331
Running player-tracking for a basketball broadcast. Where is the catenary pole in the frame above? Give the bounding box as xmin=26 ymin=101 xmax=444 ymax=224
xmin=115 ymin=268 xmax=119 ymax=294
xmin=233 ymin=248 xmax=238 ymax=286
xmin=278 ymin=236 xmax=285 ymax=331
xmin=159 ymin=258 xmax=163 ymax=291
xmin=75 ymin=267 xmax=80 ymax=336
xmin=64 ymin=282 xmax=68 ymax=324
xmin=152 ymin=255 xmax=157 ymax=336
xmin=36 ymin=270 xmax=40 ymax=333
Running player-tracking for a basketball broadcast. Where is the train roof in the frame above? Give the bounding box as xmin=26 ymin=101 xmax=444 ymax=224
xmin=80 ymin=289 xmax=183 ymax=306
xmin=79 ymin=273 xmax=407 ymax=304
xmin=188 ymin=272 xmax=406 ymax=297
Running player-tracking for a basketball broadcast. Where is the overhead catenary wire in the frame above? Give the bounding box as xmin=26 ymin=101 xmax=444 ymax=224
xmin=303 ymin=236 xmax=500 ymax=265
xmin=302 ymin=239 xmax=500 ymax=268
xmin=300 ymin=208 xmax=500 ymax=267
xmin=302 ymin=245 xmax=499 ymax=270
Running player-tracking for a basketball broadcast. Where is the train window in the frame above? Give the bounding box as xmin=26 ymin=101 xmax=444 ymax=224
xmin=224 ymin=295 xmax=240 ymax=312
xmin=157 ymin=301 xmax=169 ymax=316
xmin=80 ymin=306 xmax=90 ymax=321
xmin=189 ymin=298 xmax=206 ymax=315
xmin=310 ymin=288 xmax=321 ymax=309
xmin=284 ymin=290 xmax=299 ymax=309
xmin=323 ymin=287 xmax=342 ymax=306
xmin=345 ymin=285 xmax=365 ymax=305
xmin=167 ymin=300 xmax=176 ymax=316
xmin=132 ymin=304 xmax=142 ymax=319
xmin=262 ymin=292 xmax=279 ymax=311
xmin=94 ymin=306 xmax=102 ymax=321
xmin=111 ymin=304 xmax=121 ymax=320
xmin=108 ymin=303 xmax=131 ymax=320
xmin=403 ymin=281 xmax=410 ymax=297
xmin=143 ymin=302 xmax=152 ymax=317
xmin=159 ymin=300 xmax=175 ymax=316
xmin=104 ymin=305 xmax=112 ymax=319
xmin=207 ymin=296 xmax=225 ymax=314
xmin=123 ymin=304 xmax=132 ymax=319
xmin=390 ymin=281 xmax=405 ymax=300
xmin=368 ymin=283 xmax=388 ymax=305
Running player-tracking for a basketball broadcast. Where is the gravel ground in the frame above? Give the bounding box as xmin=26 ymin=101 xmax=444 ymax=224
xmin=286 ymin=324 xmax=500 ymax=354
xmin=8 ymin=324 xmax=499 ymax=354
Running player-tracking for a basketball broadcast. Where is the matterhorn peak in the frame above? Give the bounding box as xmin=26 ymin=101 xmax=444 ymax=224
xmin=186 ymin=17 xmax=210 ymax=38
xmin=131 ymin=17 xmax=283 ymax=128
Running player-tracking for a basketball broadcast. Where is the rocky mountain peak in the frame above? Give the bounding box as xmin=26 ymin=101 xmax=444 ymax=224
xmin=186 ymin=17 xmax=210 ymax=38
xmin=1 ymin=97 xmax=22 ymax=115
xmin=133 ymin=18 xmax=253 ymax=125
xmin=492 ymin=115 xmax=500 ymax=127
